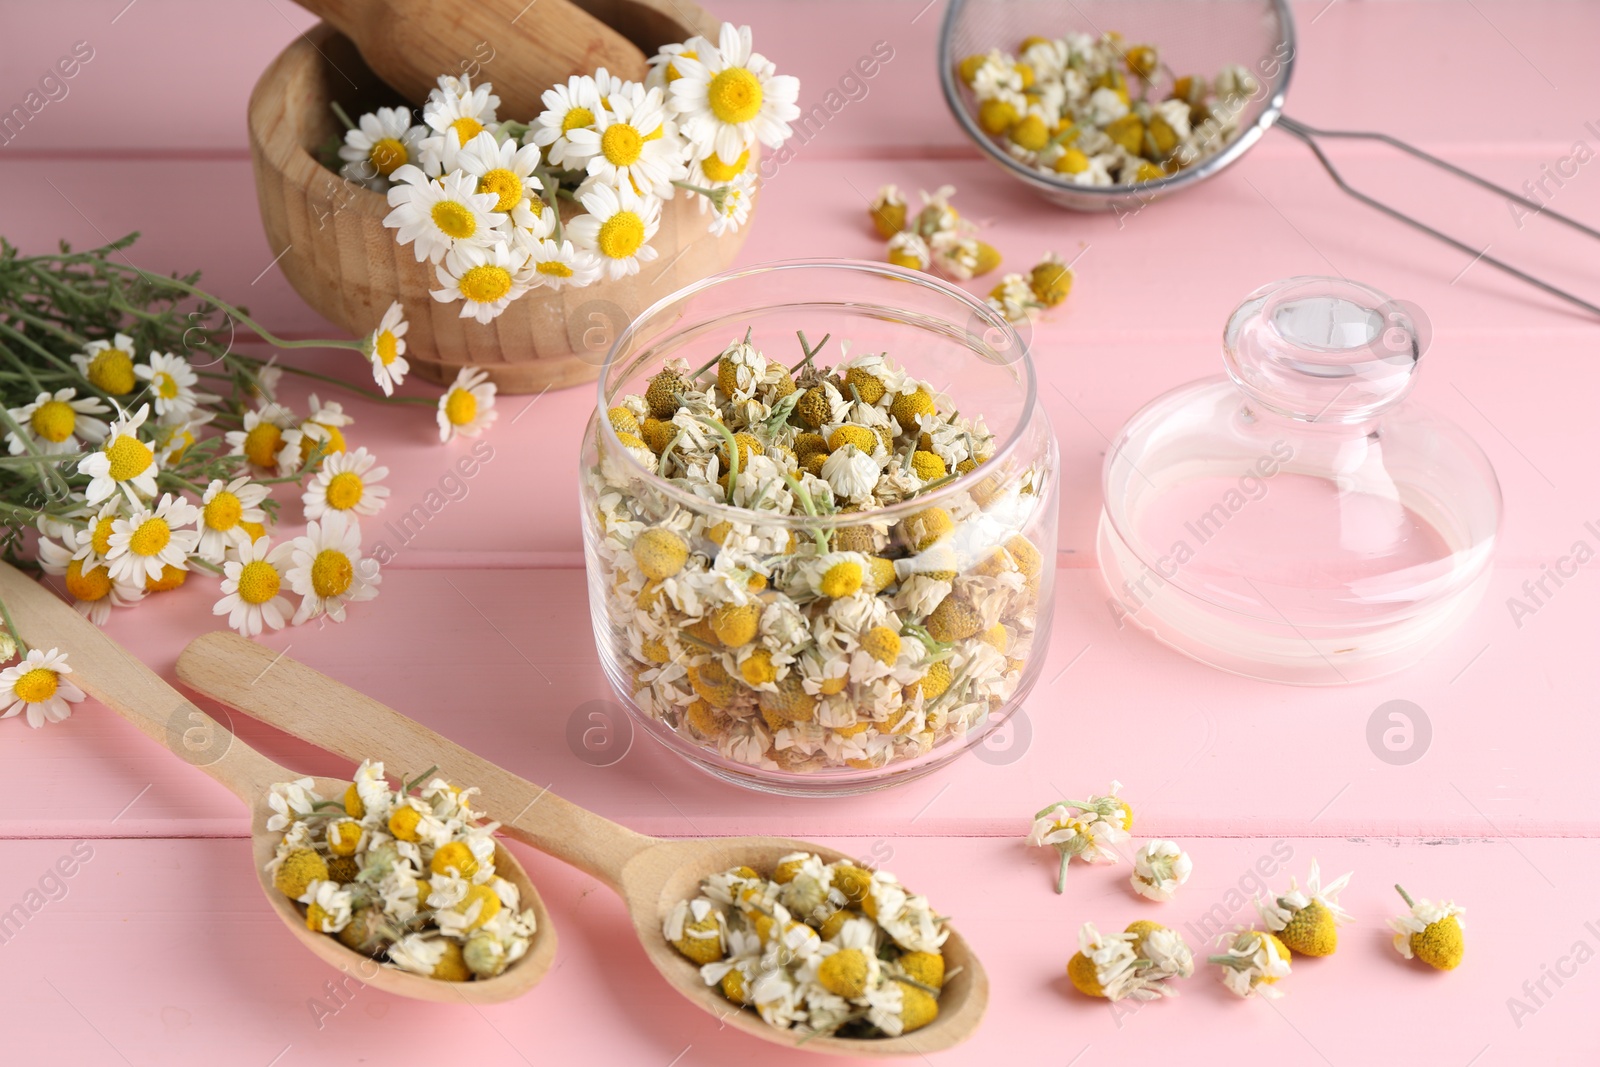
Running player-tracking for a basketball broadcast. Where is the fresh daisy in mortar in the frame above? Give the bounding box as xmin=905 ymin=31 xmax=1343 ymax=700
xmin=668 ymin=21 xmax=800 ymax=164
xmin=433 ymin=239 xmax=535 ymax=323
xmin=338 ymin=105 xmax=425 ymax=191
xmin=6 ymin=388 xmax=110 ymax=456
xmin=454 ymin=130 xmax=546 ymax=229
xmin=529 ymin=73 xmax=605 ymax=168
xmin=384 ymin=166 xmax=504 ymax=265
xmin=0 ymin=647 xmax=86 ymax=728
xmin=567 ymin=181 xmax=662 ymax=280
xmin=567 ymin=83 xmax=686 ymax=197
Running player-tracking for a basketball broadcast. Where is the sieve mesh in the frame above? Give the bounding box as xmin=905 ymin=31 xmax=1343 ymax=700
xmin=939 ymin=0 xmax=1295 ymax=211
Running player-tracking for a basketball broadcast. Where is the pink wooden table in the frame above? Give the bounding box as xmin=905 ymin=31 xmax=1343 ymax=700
xmin=4 ymin=1 xmax=1599 ymax=1062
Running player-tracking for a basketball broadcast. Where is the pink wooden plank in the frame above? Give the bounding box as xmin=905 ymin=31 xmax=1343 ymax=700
xmin=0 ymin=834 xmax=1593 ymax=1064
xmin=0 ymin=561 xmax=1594 ymax=841
xmin=3 ymin=3 xmax=1599 ymax=158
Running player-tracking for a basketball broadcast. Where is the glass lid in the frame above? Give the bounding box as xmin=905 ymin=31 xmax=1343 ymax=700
xmin=1098 ymin=276 xmax=1502 ymax=685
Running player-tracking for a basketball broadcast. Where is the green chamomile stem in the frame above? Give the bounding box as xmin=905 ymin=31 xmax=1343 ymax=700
xmin=696 ymin=416 xmax=741 ymax=505
xmin=1056 ymin=853 xmax=1069 ymax=895
xmin=905 ymin=471 xmax=960 ymax=499
xmin=3 ymin=299 xmax=90 ymax=349
xmin=0 ymin=594 xmax=28 ymax=657
xmin=329 ymin=100 xmax=358 ymax=132
xmin=402 ymin=765 xmax=440 ymax=793
xmin=186 ymin=556 xmax=224 ymax=576
xmin=1395 ymin=884 xmax=1415 ymax=908
xmin=781 ymin=473 xmax=830 ymax=552
xmin=790 ymin=330 xmax=831 ymax=376
xmin=691 ymin=352 xmax=722 ymax=379
xmin=656 ymin=431 xmax=684 ymax=476
xmin=272 ymin=362 xmax=435 ymax=405
xmin=0 ymin=327 xmax=55 ymax=391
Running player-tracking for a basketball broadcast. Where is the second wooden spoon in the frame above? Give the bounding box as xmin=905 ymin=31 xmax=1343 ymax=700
xmin=177 ymin=631 xmax=988 ymax=1057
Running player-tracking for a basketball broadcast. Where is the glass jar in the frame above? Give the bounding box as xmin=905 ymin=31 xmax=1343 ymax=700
xmin=1098 ymin=276 xmax=1502 ymax=684
xmin=579 ymin=260 xmax=1059 ymax=795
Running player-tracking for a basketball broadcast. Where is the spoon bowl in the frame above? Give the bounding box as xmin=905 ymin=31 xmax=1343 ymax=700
xmin=179 ymin=631 xmax=989 ymax=1056
xmin=0 ymin=563 xmax=556 ymax=1004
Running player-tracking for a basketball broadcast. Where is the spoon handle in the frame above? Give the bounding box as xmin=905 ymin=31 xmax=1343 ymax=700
xmin=0 ymin=563 xmax=286 ymax=802
xmin=176 ymin=631 xmax=655 ymax=892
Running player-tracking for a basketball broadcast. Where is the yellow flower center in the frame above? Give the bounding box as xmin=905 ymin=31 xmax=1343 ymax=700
xmin=243 ymin=422 xmax=283 ymax=468
xmin=128 ymin=517 xmax=172 ymax=557
xmin=431 ymin=199 xmax=478 ymax=241
xmin=450 ymin=116 xmax=484 ymax=144
xmin=239 ymin=520 xmax=267 ymax=542
xmin=104 ymin=435 xmax=153 ymax=482
xmin=152 ymin=371 xmax=180 ymax=400
xmin=537 ymin=259 xmax=574 ymax=278
xmin=664 ymin=50 xmax=696 ymax=83
xmin=445 ymin=388 xmax=478 ymax=426
xmin=310 ymin=549 xmax=353 ymax=598
xmin=601 ymin=123 xmax=643 ymax=167
xmin=477 ymin=167 xmax=524 ymax=212
xmin=374 ymin=330 xmax=400 ymax=366
xmin=708 ymin=67 xmax=763 ymax=125
xmin=90 ymin=516 xmax=115 ymax=555
xmin=701 ymin=150 xmax=750 ymax=182
xmin=87 ymin=349 xmax=137 ymax=394
xmin=527 ymin=192 xmax=545 ymax=217
xmin=236 ymin=559 xmax=282 ymax=605
xmin=158 ymin=425 xmax=196 ymax=461
xmin=299 ymin=423 xmax=347 ymax=463
xmin=561 ymin=106 xmax=594 ymax=133
xmin=324 ymin=471 xmax=364 ymax=510
xmin=203 ymin=491 xmax=242 ymax=532
xmin=459 ymin=264 xmax=513 ymax=304
xmin=64 ymin=558 xmax=112 ymax=602
xmin=596 ymin=211 xmax=645 ymax=260
xmin=30 ymin=400 xmax=77 ymax=443
xmin=369 ymin=136 xmax=407 ymax=175
xmin=145 ymin=563 xmax=187 ymax=592
xmin=13 ymin=668 xmax=59 ymax=704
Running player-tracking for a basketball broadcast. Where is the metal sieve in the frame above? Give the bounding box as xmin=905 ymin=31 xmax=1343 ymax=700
xmin=939 ymin=0 xmax=1600 ymax=315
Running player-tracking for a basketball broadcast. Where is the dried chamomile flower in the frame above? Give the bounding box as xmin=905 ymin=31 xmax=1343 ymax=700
xmin=1209 ymin=929 xmax=1292 ymax=999
xmin=1256 ymin=860 xmax=1352 ymax=957
xmin=1389 ymin=885 xmax=1465 ymax=971
xmin=870 ymin=184 xmax=907 ymax=238
xmin=1067 ymin=922 xmax=1176 ymax=1001
xmin=1028 ymin=790 xmax=1129 ymax=893
xmin=1125 ymin=920 xmax=1194 ymax=979
xmin=1129 ymin=840 xmax=1193 ymax=902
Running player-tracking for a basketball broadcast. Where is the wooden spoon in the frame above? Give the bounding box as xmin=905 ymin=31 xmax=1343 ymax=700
xmin=0 ymin=564 xmax=554 ymax=1004
xmin=178 ymin=631 xmax=989 ymax=1056
xmin=296 ymin=0 xmax=655 ymax=119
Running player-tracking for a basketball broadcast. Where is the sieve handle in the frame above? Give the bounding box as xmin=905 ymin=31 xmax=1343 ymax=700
xmin=1277 ymin=115 xmax=1600 ymax=319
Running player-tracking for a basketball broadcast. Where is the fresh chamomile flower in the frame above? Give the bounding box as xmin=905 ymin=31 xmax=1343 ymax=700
xmin=1028 ymin=800 xmax=1126 ymax=893
xmin=436 ymin=366 xmax=498 ymax=442
xmin=383 ymin=165 xmax=505 ymax=265
xmin=78 ymin=404 xmax=159 ymax=505
xmin=363 ymin=301 xmax=410 ymax=396
xmin=138 ymin=351 xmax=215 ymax=424
xmin=285 ymin=511 xmax=380 ymax=625
xmin=432 ymin=239 xmax=535 ymax=324
xmin=1210 ymin=929 xmax=1292 ymax=999
xmin=195 ymin=473 xmax=270 ymax=559
xmin=338 ymin=106 xmax=424 ymax=190
xmin=669 ymin=22 xmax=800 ymax=164
xmin=529 ymin=74 xmax=606 ymax=168
xmin=567 ymin=180 xmax=662 ymax=280
xmin=303 ymin=446 xmax=389 ymax=520
xmin=417 ymin=75 xmax=500 ymax=176
xmin=646 ymin=35 xmax=712 ymax=90
xmin=37 ymin=536 xmax=142 ymax=625
xmin=106 ymin=493 xmax=201 ymax=584
xmin=1130 ymin=840 xmax=1193 ymax=902
xmin=71 ymin=334 xmax=139 ymax=395
xmin=152 ymin=409 xmax=213 ymax=465
xmin=515 ymin=235 xmax=602 ymax=290
xmin=703 ymin=172 xmax=756 ymax=236
xmin=225 ymin=404 xmax=295 ymax=473
xmin=566 ymin=83 xmax=686 ymax=197
xmin=1256 ymin=860 xmax=1353 ymax=957
xmin=454 ymin=130 xmax=546 ymax=229
xmin=214 ymin=536 xmax=296 ymax=637
xmin=1389 ymin=885 xmax=1465 ymax=971
xmin=265 ymin=776 xmax=321 ymax=832
xmin=0 ymin=647 xmax=85 ymax=728
xmin=6 ymin=388 xmax=110 ymax=456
